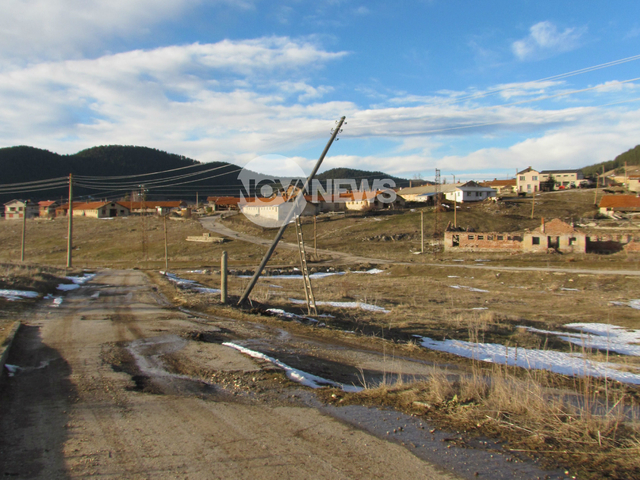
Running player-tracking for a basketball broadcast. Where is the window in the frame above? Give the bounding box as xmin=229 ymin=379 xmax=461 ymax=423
xmin=532 ymin=236 xmax=540 ymax=245
xmin=497 ymin=235 xmax=504 ymax=241
xmin=477 ymin=235 xmax=484 ymax=240
xmin=519 ymin=176 xmax=525 ymax=181
xmin=569 ymin=237 xmax=576 ymax=246
xmin=487 ymin=235 xmax=494 ymax=240
xmin=532 ymin=176 xmax=538 ymax=181
xmin=468 ymin=235 xmax=474 ymax=240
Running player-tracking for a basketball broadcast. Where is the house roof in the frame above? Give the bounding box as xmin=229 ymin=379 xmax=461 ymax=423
xmin=599 ymin=195 xmax=640 ymax=210
xmin=4 ymin=199 xmax=36 ymax=206
xmin=517 ymin=166 xmax=538 ymax=175
xmin=532 ymin=218 xmax=576 ymax=235
xmin=539 ymin=169 xmax=583 ymax=175
xmin=207 ymin=196 xmax=240 ymax=205
xmin=397 ymin=183 xmax=463 ymax=195
xmin=38 ymin=200 xmax=58 ymax=207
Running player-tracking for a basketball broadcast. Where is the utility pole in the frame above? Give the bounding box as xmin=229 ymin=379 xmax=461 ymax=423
xmin=163 ymin=214 xmax=169 ymax=272
xmin=67 ymin=174 xmax=73 ymax=268
xmin=196 ymin=192 xmax=199 ymax=210
xmin=531 ymin=192 xmax=535 ymax=219
xmin=21 ymin=202 xmax=27 ymax=262
xmin=221 ymin=251 xmax=228 ymax=304
xmin=452 ymin=174 xmax=457 ymax=228
xmin=420 ymin=211 xmax=424 ymax=253
xmin=237 ymin=116 xmax=345 ymax=306
xmin=594 ymin=166 xmax=603 ymax=205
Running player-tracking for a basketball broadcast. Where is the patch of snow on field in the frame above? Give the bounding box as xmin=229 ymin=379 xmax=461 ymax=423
xmin=66 ymin=273 xmax=96 ymax=284
xmin=162 ymin=272 xmax=219 ymax=294
xmin=289 ymin=298 xmax=390 ymax=313
xmin=0 ymin=289 xmax=39 ymax=301
xmin=51 ymin=297 xmax=63 ymax=307
xmin=419 ymin=336 xmax=640 ymax=385
xmin=351 ymin=268 xmax=384 ymax=274
xmin=525 ymin=323 xmax=640 ymax=357
xmin=610 ymin=299 xmax=640 ymax=310
xmin=223 ymin=342 xmax=361 ymax=392
xmin=450 ymin=285 xmax=489 ymax=293
xmin=238 ymin=271 xmax=346 ymax=279
xmin=57 ymin=283 xmax=80 ymax=291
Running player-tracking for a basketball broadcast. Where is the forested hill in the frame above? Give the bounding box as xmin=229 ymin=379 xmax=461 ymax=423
xmin=582 ymin=144 xmax=640 ymax=177
xmin=0 ymin=145 xmax=412 ymax=204
xmin=315 ymin=167 xmax=418 ymax=189
xmin=0 ymin=145 xmax=242 ymax=204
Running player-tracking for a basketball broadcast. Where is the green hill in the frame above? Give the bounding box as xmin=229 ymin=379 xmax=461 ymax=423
xmin=0 ymin=145 xmax=242 ymax=204
xmin=582 ymin=144 xmax=640 ymax=177
xmin=316 ymin=167 xmax=418 ymax=189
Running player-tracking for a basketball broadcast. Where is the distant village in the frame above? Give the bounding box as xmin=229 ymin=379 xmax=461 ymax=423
xmin=4 ymin=165 xmax=640 ymax=255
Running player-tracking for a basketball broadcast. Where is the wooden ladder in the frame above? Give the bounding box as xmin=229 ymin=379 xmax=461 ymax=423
xmin=295 ymin=215 xmax=318 ymax=316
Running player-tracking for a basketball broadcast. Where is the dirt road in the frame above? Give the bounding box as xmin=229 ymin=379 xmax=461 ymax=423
xmin=0 ymin=270 xmax=455 ymax=479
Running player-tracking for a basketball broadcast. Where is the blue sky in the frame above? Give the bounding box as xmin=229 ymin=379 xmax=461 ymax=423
xmin=1 ymin=0 xmax=639 ymax=181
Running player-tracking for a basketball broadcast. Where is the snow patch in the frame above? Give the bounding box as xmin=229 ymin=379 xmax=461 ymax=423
xmin=450 ymin=285 xmax=489 ymax=293
xmin=223 ymin=342 xmax=361 ymax=392
xmin=289 ymin=298 xmax=390 ymax=313
xmin=0 ymin=289 xmax=38 ymax=301
xmin=525 ymin=323 xmax=640 ymax=357
xmin=610 ymin=299 xmax=640 ymax=310
xmin=419 ymin=336 xmax=640 ymax=385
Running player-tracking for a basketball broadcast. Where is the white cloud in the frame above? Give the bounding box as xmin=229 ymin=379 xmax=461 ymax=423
xmin=512 ymin=21 xmax=586 ymax=61
xmin=0 ymin=0 xmax=253 ymax=63
xmin=0 ymin=33 xmax=637 ymax=182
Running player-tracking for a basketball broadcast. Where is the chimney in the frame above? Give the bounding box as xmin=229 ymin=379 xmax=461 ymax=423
xmin=541 ymin=217 xmax=545 ymax=233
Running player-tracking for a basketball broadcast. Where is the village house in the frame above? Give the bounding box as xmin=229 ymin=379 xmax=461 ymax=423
xmin=516 ymin=167 xmax=540 ymax=194
xmin=3 ymin=199 xmax=39 ymax=220
xmin=56 ymin=201 xmax=130 ymax=218
xmin=344 ymin=190 xmax=405 ymax=211
xmin=480 ymin=179 xmax=517 ymax=196
xmin=240 ymin=197 xmax=318 ymax=226
xmin=539 ymin=169 xmax=585 ymax=189
xmin=598 ymin=194 xmax=640 ymax=216
xmin=119 ymin=200 xmax=186 ymax=215
xmin=38 ymin=200 xmax=59 ymax=218
xmin=627 ymin=175 xmax=640 ymax=193
xmin=444 ymin=181 xmax=496 ymax=203
xmin=206 ymin=196 xmax=240 ymax=211
xmin=398 ymin=182 xmax=494 ymax=204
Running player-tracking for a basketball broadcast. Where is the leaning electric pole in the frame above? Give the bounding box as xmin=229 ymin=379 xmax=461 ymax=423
xmin=237 ymin=116 xmax=346 ymax=306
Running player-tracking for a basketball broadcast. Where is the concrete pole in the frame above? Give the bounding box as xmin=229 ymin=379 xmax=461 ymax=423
xmin=163 ymin=214 xmax=169 ymax=272
xmin=21 ymin=203 xmax=26 ymax=262
xmin=420 ymin=211 xmax=424 ymax=253
xmin=313 ymin=215 xmax=317 ymax=256
xmin=237 ymin=116 xmax=345 ymax=306
xmin=67 ymin=174 xmax=73 ymax=268
xmin=221 ymin=251 xmax=228 ymax=304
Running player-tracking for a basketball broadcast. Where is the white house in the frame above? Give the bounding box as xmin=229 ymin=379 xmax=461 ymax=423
xmin=444 ymin=181 xmax=496 ymax=203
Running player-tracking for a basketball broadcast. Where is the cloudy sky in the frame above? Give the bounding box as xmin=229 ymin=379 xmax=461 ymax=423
xmin=1 ymin=0 xmax=639 ymax=181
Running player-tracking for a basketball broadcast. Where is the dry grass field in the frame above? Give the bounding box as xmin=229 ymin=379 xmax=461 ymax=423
xmin=2 ymin=189 xmax=640 ymax=479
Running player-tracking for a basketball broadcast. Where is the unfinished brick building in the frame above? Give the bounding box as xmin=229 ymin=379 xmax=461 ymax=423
xmin=445 ymin=218 xmax=587 ymax=254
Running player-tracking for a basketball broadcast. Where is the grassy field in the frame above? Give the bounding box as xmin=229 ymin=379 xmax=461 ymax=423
xmin=2 ymin=190 xmax=639 ymax=479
